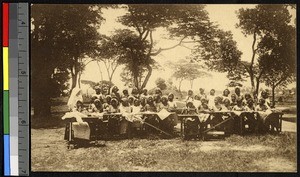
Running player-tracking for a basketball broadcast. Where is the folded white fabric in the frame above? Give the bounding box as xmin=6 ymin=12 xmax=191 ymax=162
xmin=157 ymin=108 xmax=171 ymax=120
xmin=72 ymin=122 xmax=90 ymax=140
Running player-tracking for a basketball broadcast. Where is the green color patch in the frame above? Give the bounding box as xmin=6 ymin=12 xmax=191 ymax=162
xmin=3 ymin=91 xmax=9 ymax=134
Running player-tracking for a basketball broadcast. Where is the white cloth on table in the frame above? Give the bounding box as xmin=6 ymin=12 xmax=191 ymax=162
xmin=122 ymin=112 xmax=137 ymax=122
xmin=61 ymin=111 xmax=90 ymax=140
xmin=257 ymin=110 xmax=273 ymax=122
xmin=197 ymin=113 xmax=210 ymax=122
xmin=157 ymin=108 xmax=172 ymax=120
xmin=72 ymin=122 xmax=90 ymax=140
xmin=62 ymin=111 xmax=87 ymax=123
xmin=232 ymin=111 xmax=243 ymax=116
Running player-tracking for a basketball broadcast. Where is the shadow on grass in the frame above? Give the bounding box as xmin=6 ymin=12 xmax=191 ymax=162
xmin=31 ymin=115 xmax=65 ymax=129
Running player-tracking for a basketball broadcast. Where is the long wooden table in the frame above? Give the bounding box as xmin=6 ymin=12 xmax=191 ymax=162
xmin=63 ymin=110 xmax=283 ymax=144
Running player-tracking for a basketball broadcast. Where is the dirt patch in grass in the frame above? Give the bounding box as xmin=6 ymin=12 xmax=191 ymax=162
xmin=254 ymin=157 xmax=296 ymax=172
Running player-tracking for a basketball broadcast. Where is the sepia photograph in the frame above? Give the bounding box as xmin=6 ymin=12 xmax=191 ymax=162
xmin=30 ymin=4 xmax=297 ymax=172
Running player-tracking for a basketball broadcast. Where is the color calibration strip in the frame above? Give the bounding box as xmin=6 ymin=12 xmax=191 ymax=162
xmin=3 ymin=3 xmax=29 ymax=176
xmin=3 ymin=3 xmax=10 ymax=176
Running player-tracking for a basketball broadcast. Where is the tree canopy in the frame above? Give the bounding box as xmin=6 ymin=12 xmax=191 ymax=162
xmin=116 ymin=4 xmax=218 ymax=90
xmin=235 ymin=4 xmax=295 ymax=95
xmin=31 ymin=4 xmax=103 ymax=118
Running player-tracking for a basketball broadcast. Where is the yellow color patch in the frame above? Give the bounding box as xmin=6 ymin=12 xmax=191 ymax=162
xmin=3 ymin=47 xmax=9 ymax=90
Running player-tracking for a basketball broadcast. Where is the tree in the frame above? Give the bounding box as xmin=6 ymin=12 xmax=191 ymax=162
xmin=171 ymin=60 xmax=211 ymax=91
xmin=259 ymin=24 xmax=296 ymax=106
xmin=112 ymin=29 xmax=154 ymax=89
xmin=192 ymin=29 xmax=243 ymax=83
xmin=117 ymin=4 xmax=217 ymax=89
xmin=31 ymin=4 xmax=103 ymax=119
xmin=236 ymin=4 xmax=293 ymax=95
xmin=155 ymin=78 xmax=167 ymax=90
xmin=92 ymin=34 xmax=124 ymax=82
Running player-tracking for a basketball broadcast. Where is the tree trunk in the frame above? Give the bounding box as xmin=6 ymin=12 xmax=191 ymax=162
xmin=96 ymin=61 xmax=103 ymax=81
xmin=141 ymin=65 xmax=153 ymax=89
xmin=133 ymin=76 xmax=139 ymax=90
xmin=78 ymin=71 xmax=81 ymax=88
xmin=272 ymin=84 xmax=276 ymax=107
xmin=178 ymin=79 xmax=183 ymax=99
xmin=190 ymin=80 xmax=194 ymax=89
xmin=32 ymin=69 xmax=52 ymax=120
xmin=70 ymin=60 xmax=80 ymax=92
xmin=71 ymin=70 xmax=77 ymax=91
xmin=178 ymin=80 xmax=182 ymax=92
xmin=249 ymin=32 xmax=257 ymax=96
xmin=255 ymin=78 xmax=260 ymax=97
xmin=250 ymin=73 xmax=255 ymax=94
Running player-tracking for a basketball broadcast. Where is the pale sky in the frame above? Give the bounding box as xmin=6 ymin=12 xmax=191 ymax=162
xmin=80 ymin=4 xmax=296 ymax=93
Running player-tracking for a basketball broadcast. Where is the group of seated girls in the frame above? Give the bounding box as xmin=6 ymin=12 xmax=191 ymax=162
xmin=73 ymin=85 xmax=272 ymax=115
xmin=74 ymin=86 xmax=178 ymax=115
xmin=183 ymin=87 xmax=272 ymax=114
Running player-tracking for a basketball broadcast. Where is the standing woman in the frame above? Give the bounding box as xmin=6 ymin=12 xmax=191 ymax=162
xmin=185 ymin=90 xmax=194 ymax=103
xmin=67 ymin=87 xmax=83 ymax=111
xmin=222 ymin=89 xmax=230 ymax=100
xmin=207 ymin=89 xmax=216 ymax=108
xmin=110 ymin=86 xmax=121 ymax=101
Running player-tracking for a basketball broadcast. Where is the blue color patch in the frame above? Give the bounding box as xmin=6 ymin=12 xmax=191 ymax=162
xmin=4 ymin=135 xmax=10 ymax=176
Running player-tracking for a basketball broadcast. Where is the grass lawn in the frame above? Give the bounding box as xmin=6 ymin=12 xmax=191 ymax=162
xmin=31 ymin=127 xmax=296 ymax=172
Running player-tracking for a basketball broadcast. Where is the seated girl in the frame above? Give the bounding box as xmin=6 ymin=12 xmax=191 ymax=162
xmin=167 ymin=93 xmax=177 ymax=111
xmin=230 ymin=93 xmax=237 ymax=107
xmin=245 ymin=98 xmax=255 ymax=111
xmin=122 ymin=89 xmax=129 ymax=98
xmin=222 ymin=89 xmax=230 ymax=100
xmin=232 ymin=98 xmax=245 ymax=111
xmin=140 ymin=97 xmax=147 ymax=109
xmin=74 ymin=101 xmax=85 ymax=113
xmin=207 ymin=89 xmax=216 ymax=108
xmin=88 ymin=99 xmax=103 ymax=113
xmin=153 ymin=94 xmax=163 ymax=111
xmin=102 ymin=95 xmax=112 ymax=111
xmin=243 ymin=93 xmax=252 ymax=106
xmin=128 ymin=96 xmax=135 ymax=106
xmin=131 ymin=87 xmax=140 ymax=99
xmin=193 ymin=95 xmax=202 ymax=112
xmin=185 ymin=90 xmax=194 ymax=103
xmin=140 ymin=88 xmax=149 ymax=99
xmin=198 ymin=98 xmax=210 ymax=112
xmin=132 ymin=99 xmax=142 ymax=114
xmin=210 ymin=96 xmax=223 ymax=112
xmin=222 ymin=98 xmax=232 ymax=111
xmin=182 ymin=101 xmax=198 ymax=114
xmin=160 ymin=96 xmax=170 ymax=111
xmin=120 ymin=98 xmax=132 ymax=114
xmin=106 ymin=98 xmax=120 ymax=113
xmin=143 ymin=96 xmax=157 ymax=112
xmin=255 ymin=99 xmax=269 ymax=112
